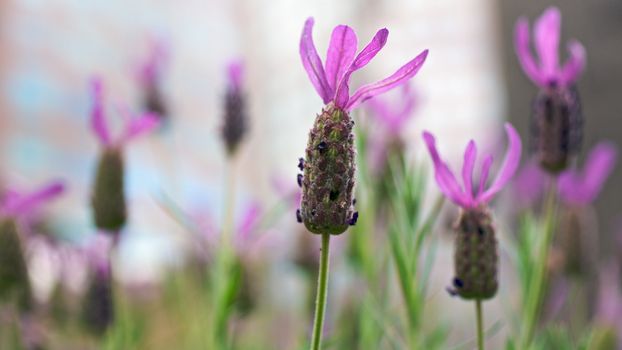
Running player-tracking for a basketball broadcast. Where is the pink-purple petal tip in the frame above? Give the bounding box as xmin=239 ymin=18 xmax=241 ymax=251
xmin=300 ymin=17 xmax=332 ymax=104
xmin=346 ymin=49 xmax=428 ymax=111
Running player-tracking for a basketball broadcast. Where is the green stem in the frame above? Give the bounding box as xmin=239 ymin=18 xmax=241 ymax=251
xmin=212 ymin=157 xmax=238 ymax=349
xmin=521 ymin=179 xmax=558 ymax=347
xmin=310 ymin=233 xmax=331 ymax=350
xmin=475 ymin=299 xmax=484 ymax=350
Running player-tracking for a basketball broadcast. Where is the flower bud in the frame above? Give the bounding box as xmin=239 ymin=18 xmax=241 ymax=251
xmin=92 ymin=149 xmax=126 ymax=232
xmin=81 ymin=268 xmax=114 ymax=336
xmin=221 ymin=88 xmax=248 ymax=156
xmin=531 ymin=85 xmax=582 ymax=173
xmin=299 ymin=104 xmax=356 ymax=235
xmin=450 ymin=208 xmax=498 ymax=300
xmin=143 ymin=85 xmax=168 ymax=121
xmin=0 ymin=219 xmax=32 ymax=311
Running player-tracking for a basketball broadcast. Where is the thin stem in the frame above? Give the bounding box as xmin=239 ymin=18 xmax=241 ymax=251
xmin=212 ymin=157 xmax=238 ymax=349
xmin=520 ymin=178 xmax=558 ymax=347
xmin=475 ymin=299 xmax=484 ymax=350
xmin=310 ymin=233 xmax=331 ymax=350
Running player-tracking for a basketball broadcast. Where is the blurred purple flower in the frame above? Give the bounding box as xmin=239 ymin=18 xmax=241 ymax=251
xmin=227 ymin=60 xmax=244 ymax=93
xmin=512 ymin=160 xmax=547 ymax=207
xmin=595 ymin=260 xmax=622 ymax=337
xmin=90 ymin=77 xmax=160 ymax=148
xmin=423 ymin=123 xmax=522 ymax=208
xmin=366 ymin=83 xmax=417 ymax=136
xmin=514 ymin=7 xmax=586 ymax=88
xmin=136 ymin=36 xmax=169 ymax=89
xmin=82 ymin=232 xmax=113 ymax=278
xmin=0 ymin=181 xmax=65 ymax=219
xmin=558 ymin=142 xmax=617 ymax=205
xmin=300 ymin=17 xmax=428 ymax=111
xmin=192 ymin=201 xmax=264 ymax=256
xmin=365 ymin=84 xmax=417 ymax=174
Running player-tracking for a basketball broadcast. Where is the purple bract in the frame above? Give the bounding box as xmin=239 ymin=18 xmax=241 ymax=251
xmin=423 ymin=123 xmax=522 ymax=209
xmin=300 ymin=17 xmax=428 ymax=111
xmin=514 ymin=7 xmax=586 ymax=88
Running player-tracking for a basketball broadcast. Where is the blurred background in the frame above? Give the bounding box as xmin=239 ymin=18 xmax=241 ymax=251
xmin=0 ymin=0 xmax=620 ymax=348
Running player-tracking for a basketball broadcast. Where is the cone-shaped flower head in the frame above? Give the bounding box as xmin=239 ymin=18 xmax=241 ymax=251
xmin=558 ymin=142 xmax=617 ymax=206
xmin=221 ymin=60 xmax=249 ymax=156
xmin=365 ymin=83 xmax=417 ymax=177
xmin=0 ymin=181 xmax=64 ymax=310
xmin=515 ymin=7 xmax=585 ymax=89
xmin=516 ymin=7 xmax=585 ymax=173
xmin=81 ymin=233 xmax=114 ymax=336
xmin=423 ymin=124 xmax=522 ymax=300
xmin=298 ymin=17 xmax=428 ymax=235
xmin=137 ymin=36 xmax=170 ymax=120
xmin=90 ymin=77 xmax=159 ymax=232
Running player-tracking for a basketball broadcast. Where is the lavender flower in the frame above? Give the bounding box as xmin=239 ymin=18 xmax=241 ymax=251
xmin=81 ymin=233 xmax=114 ymax=336
xmin=365 ymin=84 xmax=417 ymax=176
xmin=511 ymin=160 xmax=546 ymax=209
xmin=137 ymin=36 xmax=170 ymax=121
xmin=594 ymin=261 xmax=622 ymax=347
xmin=298 ymin=17 xmax=428 ymax=235
xmin=558 ymin=142 xmax=617 ymax=206
xmin=221 ymin=60 xmax=248 ymax=156
xmin=0 ymin=181 xmax=64 ymax=310
xmin=515 ymin=7 xmax=585 ymax=173
xmin=89 ymin=77 xmax=160 ymax=232
xmin=423 ymin=124 xmax=522 ymax=299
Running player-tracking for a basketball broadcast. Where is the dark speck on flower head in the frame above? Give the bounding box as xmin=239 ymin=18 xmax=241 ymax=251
xmin=297 ymin=174 xmax=303 ymax=187
xmin=298 ymin=157 xmax=305 ymax=171
xmin=348 ymin=211 xmax=359 ymax=226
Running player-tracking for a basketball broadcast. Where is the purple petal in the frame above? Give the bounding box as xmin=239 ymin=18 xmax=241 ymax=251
xmin=559 ymin=40 xmax=586 ymax=86
xmin=120 ymin=112 xmax=160 ymax=144
xmin=324 ymin=25 xmax=357 ymax=92
xmin=514 ymin=18 xmax=545 ymax=87
xmin=236 ymin=202 xmax=262 ymax=244
xmin=511 ymin=160 xmax=546 ymax=206
xmin=462 ymin=140 xmax=477 ymax=203
xmin=138 ymin=36 xmax=169 ymax=87
xmin=595 ymin=261 xmax=622 ymax=326
xmin=558 ymin=142 xmax=617 ymax=204
xmin=346 ymin=49 xmax=428 ymax=111
xmin=334 ymin=28 xmax=389 ymax=108
xmin=90 ymin=77 xmax=111 ymax=146
xmin=534 ymin=7 xmax=561 ymax=79
xmin=2 ymin=181 xmax=65 ymax=217
xmin=478 ymin=123 xmax=522 ymax=204
xmin=477 ymin=155 xmax=494 ymax=197
xmin=227 ymin=60 xmax=244 ymax=92
xmin=300 ymin=17 xmax=332 ymax=103
xmin=422 ymin=131 xmax=469 ymax=208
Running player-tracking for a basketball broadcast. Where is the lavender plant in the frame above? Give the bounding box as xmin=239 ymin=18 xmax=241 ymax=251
xmin=90 ymin=77 xmax=160 ymax=233
xmin=297 ymin=17 xmax=428 ymax=349
xmin=515 ymin=7 xmax=585 ymax=174
xmin=423 ymin=124 xmax=522 ymax=350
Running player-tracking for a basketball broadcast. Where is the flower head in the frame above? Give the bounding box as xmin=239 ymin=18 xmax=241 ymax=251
xmin=300 ymin=17 xmax=428 ymax=111
xmin=515 ymin=7 xmax=586 ymax=88
xmin=558 ymin=142 xmax=617 ymax=205
xmin=423 ymin=123 xmax=522 ymax=209
xmin=136 ymin=36 xmax=169 ymax=89
xmin=90 ymin=77 xmax=160 ymax=148
xmin=221 ymin=60 xmax=249 ymax=156
xmin=0 ymin=181 xmax=65 ymax=220
xmin=366 ymin=83 xmax=417 ymax=136
xmin=512 ymin=160 xmax=547 ymax=208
